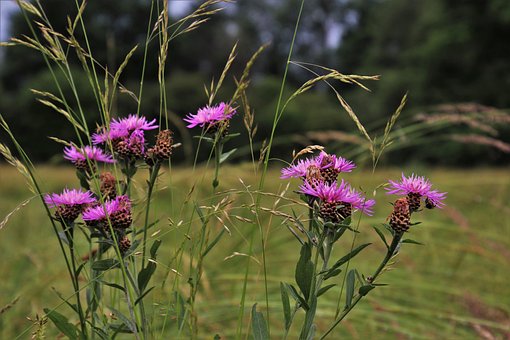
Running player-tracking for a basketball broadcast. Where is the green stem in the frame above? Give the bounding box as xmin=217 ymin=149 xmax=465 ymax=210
xmin=64 ymin=222 xmax=88 ymax=338
xmin=141 ymin=162 xmax=161 ymax=269
xmin=320 ymin=233 xmax=403 ymax=339
xmin=212 ymin=140 xmax=223 ymax=190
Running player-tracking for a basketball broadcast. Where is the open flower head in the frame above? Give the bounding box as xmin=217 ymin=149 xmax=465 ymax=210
xmin=82 ymin=199 xmax=119 ymax=225
xmin=64 ymin=145 xmax=115 ymax=165
xmin=44 ymin=188 xmax=97 ymax=222
xmin=111 ymin=114 xmax=158 ymax=134
xmin=44 ymin=188 xmax=96 ymax=208
xmin=184 ymin=102 xmax=236 ymax=129
xmin=386 ymin=173 xmax=446 ymax=210
xmin=300 ymin=180 xmax=375 ymax=220
xmin=281 ymin=152 xmax=355 ymax=181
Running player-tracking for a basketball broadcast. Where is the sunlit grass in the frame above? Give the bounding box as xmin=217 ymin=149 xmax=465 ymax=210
xmin=1 ymin=165 xmax=509 ymax=338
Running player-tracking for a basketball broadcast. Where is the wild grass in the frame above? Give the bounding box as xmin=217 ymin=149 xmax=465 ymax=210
xmin=0 ymin=165 xmax=509 ymax=338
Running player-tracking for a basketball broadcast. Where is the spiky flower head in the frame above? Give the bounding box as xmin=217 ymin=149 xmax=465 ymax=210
xmin=82 ymin=199 xmax=119 ymax=227
xmin=82 ymin=195 xmax=132 ymax=230
xmin=386 ymin=173 xmax=447 ymax=211
xmin=389 ymin=197 xmax=411 ymax=233
xmin=110 ymin=115 xmax=158 ymax=136
xmin=280 ymin=152 xmax=356 ymax=181
xmin=44 ymin=188 xmax=97 ymax=222
xmin=300 ymin=180 xmax=375 ymax=222
xmin=64 ymin=145 xmax=115 ymax=171
xmin=99 ymin=172 xmax=117 ymax=200
xmin=183 ymin=102 xmax=236 ymax=129
xmin=153 ymin=129 xmax=174 ymax=160
xmin=317 ymin=152 xmax=356 ymax=183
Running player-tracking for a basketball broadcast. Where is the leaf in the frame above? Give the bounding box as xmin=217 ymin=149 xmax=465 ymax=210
xmin=323 ymin=268 xmax=342 ymax=280
xmin=91 ymin=259 xmax=120 ymax=271
xmin=99 ymin=280 xmax=125 ymax=293
xmin=373 ymin=226 xmax=389 ymax=249
xmin=134 ymin=286 xmax=155 ymax=306
xmin=251 ymin=304 xmax=269 ymax=340
xmin=76 ymin=169 xmax=90 ymax=191
xmin=109 ymin=307 xmax=136 ymax=333
xmin=301 ymin=295 xmax=317 ymax=340
xmin=138 ymin=261 xmax=157 ymax=293
xmin=194 ymin=203 xmax=206 ymax=224
xmin=219 ymin=148 xmax=237 ymax=164
xmin=43 ymin=308 xmax=78 ymax=339
xmin=202 ymin=229 xmax=225 ymax=257
xmin=287 ymin=284 xmax=308 ymax=310
xmin=402 ymin=239 xmax=424 ymax=245
xmin=280 ymin=282 xmax=291 ymax=330
xmin=345 ymin=269 xmax=356 ymax=309
xmin=150 ymin=239 xmax=162 ymax=258
xmin=329 ymin=243 xmax=371 ymax=272
xmin=295 ymin=243 xmax=314 ymax=300
xmin=317 ymin=284 xmax=336 ymax=297
xmin=359 ymin=285 xmax=375 ymax=296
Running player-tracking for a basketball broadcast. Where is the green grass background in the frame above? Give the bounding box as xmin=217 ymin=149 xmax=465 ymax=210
xmin=1 ymin=165 xmax=509 ymax=338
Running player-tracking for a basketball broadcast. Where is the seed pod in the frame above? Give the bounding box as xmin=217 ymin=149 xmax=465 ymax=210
xmin=389 ymin=197 xmax=411 ymax=233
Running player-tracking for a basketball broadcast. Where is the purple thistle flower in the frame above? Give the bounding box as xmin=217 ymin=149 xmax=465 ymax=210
xmin=300 ymin=180 xmax=375 ymax=216
xmin=111 ymin=114 xmax=158 ymax=134
xmin=280 ymin=152 xmax=356 ymax=180
xmin=64 ymin=145 xmax=115 ymax=164
xmin=184 ymin=102 xmax=236 ymax=128
xmin=44 ymin=188 xmax=96 ymax=208
xmin=386 ymin=173 xmax=447 ymax=209
xmin=280 ymin=158 xmax=318 ymax=179
xmin=317 ymin=152 xmax=356 ymax=173
xmin=82 ymin=199 xmax=119 ymax=223
xmin=44 ymin=188 xmax=97 ymax=222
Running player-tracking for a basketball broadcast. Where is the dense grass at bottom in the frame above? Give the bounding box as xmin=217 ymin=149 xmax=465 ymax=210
xmin=0 ymin=165 xmax=509 ymax=339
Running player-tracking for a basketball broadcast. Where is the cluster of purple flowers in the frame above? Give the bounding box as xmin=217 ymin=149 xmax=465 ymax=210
xmin=281 ymin=151 xmax=374 ymax=224
xmin=92 ymin=115 xmax=158 ymax=160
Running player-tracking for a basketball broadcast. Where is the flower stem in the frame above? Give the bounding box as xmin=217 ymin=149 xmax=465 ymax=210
xmin=320 ymin=233 xmax=403 ymax=339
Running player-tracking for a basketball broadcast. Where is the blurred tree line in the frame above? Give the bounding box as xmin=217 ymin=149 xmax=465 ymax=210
xmin=0 ymin=0 xmax=509 ymax=166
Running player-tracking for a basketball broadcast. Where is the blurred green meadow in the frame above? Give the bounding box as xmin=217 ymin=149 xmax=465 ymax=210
xmin=1 ymin=164 xmax=509 ymax=338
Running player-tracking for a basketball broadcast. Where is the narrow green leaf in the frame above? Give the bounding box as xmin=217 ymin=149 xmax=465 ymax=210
xmin=287 ymin=284 xmax=308 ymax=310
xmin=43 ymin=308 xmax=78 ymax=339
xmin=373 ymin=226 xmax=389 ymax=249
xmin=194 ymin=203 xmax=206 ymax=224
xmin=109 ymin=307 xmax=136 ymax=333
xmin=99 ymin=280 xmax=125 ymax=293
xmin=301 ymin=295 xmax=317 ymax=340
xmin=134 ymin=286 xmax=155 ymax=306
xmin=91 ymin=259 xmax=119 ymax=271
xmin=359 ymin=284 xmax=375 ymax=296
xmin=295 ymin=243 xmax=314 ymax=300
xmin=345 ymin=269 xmax=356 ymax=309
xmin=219 ymin=148 xmax=237 ymax=164
xmin=402 ymin=239 xmax=424 ymax=245
xmin=202 ymin=229 xmax=225 ymax=257
xmin=317 ymin=284 xmax=336 ymax=297
xmin=150 ymin=239 xmax=161 ymax=258
xmin=323 ymin=268 xmax=342 ymax=280
xmin=280 ymin=282 xmax=291 ymax=329
xmin=137 ymin=262 xmax=156 ymax=293
xmin=251 ymin=304 xmax=269 ymax=340
xmin=330 ymin=243 xmax=371 ymax=272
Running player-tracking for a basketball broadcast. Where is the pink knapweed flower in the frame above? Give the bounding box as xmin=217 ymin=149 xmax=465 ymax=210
xmin=184 ymin=102 xmax=236 ymax=129
xmin=64 ymin=145 xmax=115 ymax=165
xmin=44 ymin=188 xmax=97 ymax=208
xmin=300 ymin=180 xmax=375 ymax=219
xmin=44 ymin=188 xmax=97 ymax=222
xmin=82 ymin=195 xmax=132 ymax=229
xmin=111 ymin=115 xmax=158 ymax=135
xmin=386 ymin=173 xmax=447 ymax=210
xmin=280 ymin=152 xmax=355 ymax=181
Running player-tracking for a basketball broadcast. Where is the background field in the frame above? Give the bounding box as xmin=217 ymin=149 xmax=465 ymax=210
xmin=1 ymin=165 xmax=509 ymax=338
